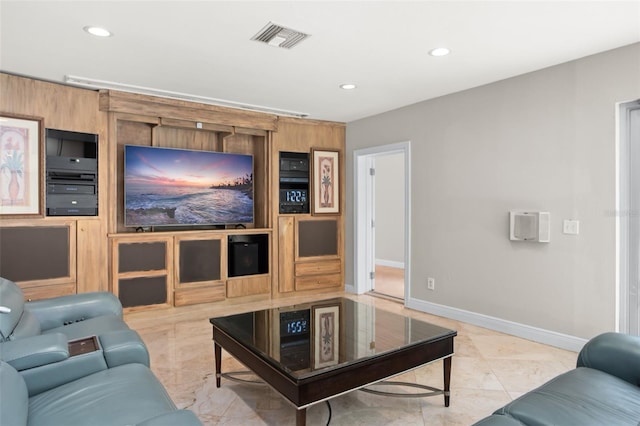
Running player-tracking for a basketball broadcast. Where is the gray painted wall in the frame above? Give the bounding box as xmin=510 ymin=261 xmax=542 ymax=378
xmin=375 ymin=153 xmax=405 ymax=265
xmin=346 ymin=43 xmax=640 ymax=339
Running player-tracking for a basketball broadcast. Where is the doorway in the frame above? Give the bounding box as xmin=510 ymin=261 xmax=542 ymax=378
xmin=618 ymin=99 xmax=640 ymax=336
xmin=354 ymin=142 xmax=411 ymax=301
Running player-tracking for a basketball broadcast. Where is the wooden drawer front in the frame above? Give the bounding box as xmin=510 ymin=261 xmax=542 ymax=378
xmin=22 ymin=283 xmax=76 ymax=301
xmin=295 ymin=273 xmax=341 ymax=291
xmin=295 ymin=260 xmax=341 ymax=277
xmin=226 ymin=275 xmax=270 ymax=298
xmin=174 ymin=283 xmax=225 ymax=306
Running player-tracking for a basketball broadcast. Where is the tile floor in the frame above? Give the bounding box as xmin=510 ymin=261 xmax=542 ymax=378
xmin=125 ymin=293 xmax=578 ymax=425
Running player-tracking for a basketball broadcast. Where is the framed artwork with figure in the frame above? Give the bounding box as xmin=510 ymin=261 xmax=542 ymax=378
xmin=312 ymin=304 xmax=340 ymax=369
xmin=0 ymin=113 xmax=44 ymax=218
xmin=311 ymin=149 xmax=339 ymax=215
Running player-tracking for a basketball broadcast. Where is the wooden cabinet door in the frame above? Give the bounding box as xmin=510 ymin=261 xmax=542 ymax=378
xmin=173 ymin=234 xmax=226 ymax=306
xmin=111 ymin=235 xmax=173 ymax=310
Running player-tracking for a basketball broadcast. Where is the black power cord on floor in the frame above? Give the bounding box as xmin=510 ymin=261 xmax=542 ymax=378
xmin=325 ymin=400 xmax=332 ymax=425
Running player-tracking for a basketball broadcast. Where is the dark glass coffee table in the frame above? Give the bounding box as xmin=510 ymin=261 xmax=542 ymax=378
xmin=210 ymin=297 xmax=456 ymax=425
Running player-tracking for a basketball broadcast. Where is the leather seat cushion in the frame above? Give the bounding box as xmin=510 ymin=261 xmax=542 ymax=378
xmin=28 ymin=363 xmax=177 ymax=426
xmin=40 ymin=315 xmax=130 ymax=341
xmin=494 ymin=367 xmax=640 ymax=425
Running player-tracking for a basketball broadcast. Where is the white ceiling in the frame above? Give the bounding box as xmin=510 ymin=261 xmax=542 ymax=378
xmin=1 ymin=1 xmax=639 ymax=122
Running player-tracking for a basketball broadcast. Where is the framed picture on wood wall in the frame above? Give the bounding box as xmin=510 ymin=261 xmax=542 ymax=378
xmin=0 ymin=113 xmax=44 ymax=218
xmin=311 ymin=149 xmax=339 ymax=215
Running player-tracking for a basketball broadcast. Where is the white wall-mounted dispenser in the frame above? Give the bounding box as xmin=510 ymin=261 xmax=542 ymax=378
xmin=509 ymin=211 xmax=550 ymax=242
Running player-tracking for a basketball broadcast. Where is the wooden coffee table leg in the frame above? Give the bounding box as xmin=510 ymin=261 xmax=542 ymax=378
xmin=215 ymin=342 xmax=222 ymax=388
xmin=296 ymin=408 xmax=306 ymax=426
xmin=443 ymin=356 xmax=452 ymax=407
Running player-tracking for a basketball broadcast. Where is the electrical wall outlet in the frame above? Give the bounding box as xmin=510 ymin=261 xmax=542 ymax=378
xmin=427 ymin=277 xmax=435 ymax=290
xmin=563 ymin=219 xmax=580 ymax=235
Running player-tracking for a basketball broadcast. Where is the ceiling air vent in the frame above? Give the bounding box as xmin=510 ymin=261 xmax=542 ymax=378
xmin=251 ymin=22 xmax=309 ymax=49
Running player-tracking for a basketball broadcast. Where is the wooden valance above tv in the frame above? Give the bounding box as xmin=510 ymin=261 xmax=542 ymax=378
xmin=98 ymin=90 xmax=278 ymax=132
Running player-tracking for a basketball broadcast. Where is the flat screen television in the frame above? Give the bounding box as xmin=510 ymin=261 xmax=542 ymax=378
xmin=124 ymin=145 xmax=254 ymax=228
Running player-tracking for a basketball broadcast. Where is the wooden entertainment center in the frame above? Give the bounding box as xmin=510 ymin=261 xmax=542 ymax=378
xmin=0 ymin=73 xmax=345 ymax=310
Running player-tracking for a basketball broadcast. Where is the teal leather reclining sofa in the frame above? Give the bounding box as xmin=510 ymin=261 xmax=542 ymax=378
xmin=473 ymin=332 xmax=640 ymax=425
xmin=0 ymin=277 xmax=202 ymax=425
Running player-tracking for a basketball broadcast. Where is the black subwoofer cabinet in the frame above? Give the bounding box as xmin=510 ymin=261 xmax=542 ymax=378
xmin=227 ymin=234 xmax=269 ymax=277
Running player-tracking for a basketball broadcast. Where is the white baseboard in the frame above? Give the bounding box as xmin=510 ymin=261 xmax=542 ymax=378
xmin=375 ymin=259 xmax=405 ymax=269
xmin=405 ymin=297 xmax=587 ymax=352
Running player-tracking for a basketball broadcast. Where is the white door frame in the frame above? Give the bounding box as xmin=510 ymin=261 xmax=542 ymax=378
xmin=354 ymin=141 xmax=411 ymax=299
xmin=617 ymin=99 xmax=640 ymax=334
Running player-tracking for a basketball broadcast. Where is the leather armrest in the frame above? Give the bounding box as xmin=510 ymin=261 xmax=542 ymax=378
xmin=20 ymin=343 xmax=108 ymax=396
xmin=99 ymin=329 xmax=150 ymax=367
xmin=0 ymin=333 xmax=68 ymax=370
xmin=577 ymin=332 xmax=640 ymax=386
xmin=135 ymin=410 xmax=203 ymax=426
xmin=25 ymin=292 xmax=123 ymax=331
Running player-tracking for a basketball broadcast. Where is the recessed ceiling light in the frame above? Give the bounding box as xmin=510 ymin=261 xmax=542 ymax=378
xmin=429 ymin=47 xmax=450 ymax=57
xmin=83 ymin=26 xmax=112 ymax=37
xmin=340 ymin=83 xmax=357 ymax=90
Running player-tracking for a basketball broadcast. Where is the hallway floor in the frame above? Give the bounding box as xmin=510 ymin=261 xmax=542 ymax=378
xmin=372 ymin=265 xmax=405 ymax=300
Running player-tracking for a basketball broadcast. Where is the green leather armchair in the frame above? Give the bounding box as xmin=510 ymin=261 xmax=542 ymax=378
xmin=473 ymin=332 xmax=640 ymax=425
xmin=0 ymin=277 xmax=149 ymax=395
xmin=0 ymin=360 xmax=202 ymax=426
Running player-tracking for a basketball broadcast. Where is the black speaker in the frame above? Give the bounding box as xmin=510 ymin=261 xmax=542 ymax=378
xmin=229 ymin=242 xmax=259 ymax=276
xmin=228 ymin=234 xmax=268 ymax=277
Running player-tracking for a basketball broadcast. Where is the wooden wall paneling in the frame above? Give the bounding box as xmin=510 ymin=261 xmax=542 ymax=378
xmin=235 ymin=127 xmax=268 ymax=137
xmin=96 ymin=103 xmax=109 ymax=230
xmin=153 ymin=126 xmax=220 ymax=151
xmin=107 ymin=114 xmax=119 ymax=234
xmin=222 ymin=132 xmax=254 ymax=154
xmin=159 ymin=117 xmax=233 ymax=134
xmin=272 ymin=118 xmax=345 ymax=152
xmin=258 ymin=133 xmax=271 ymax=231
xmin=154 ymin=126 xmax=188 ymax=148
xmin=2 ymin=73 xmax=350 ymax=307
xmin=1 ymin=73 xmax=109 ymax=299
xmin=0 ymin=73 xmax=100 ymax=134
xmin=200 ymin=129 xmax=222 ymax=152
xmin=264 ymin=131 xmax=273 ymax=230
xmin=115 ymin=118 xmax=155 ymax=233
xmin=270 ymin=130 xmax=282 ymax=258
xmin=267 ymin=131 xmax=279 ymax=291
xmin=278 ymin=216 xmax=295 ymax=293
xmin=252 ymin=134 xmax=269 ymax=229
xmin=271 ymin=118 xmax=346 ymax=297
xmin=76 ymin=219 xmax=106 ymax=292
xmin=221 ymin=132 xmax=269 ymax=229
xmin=118 ymin=119 xmax=156 ymax=145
